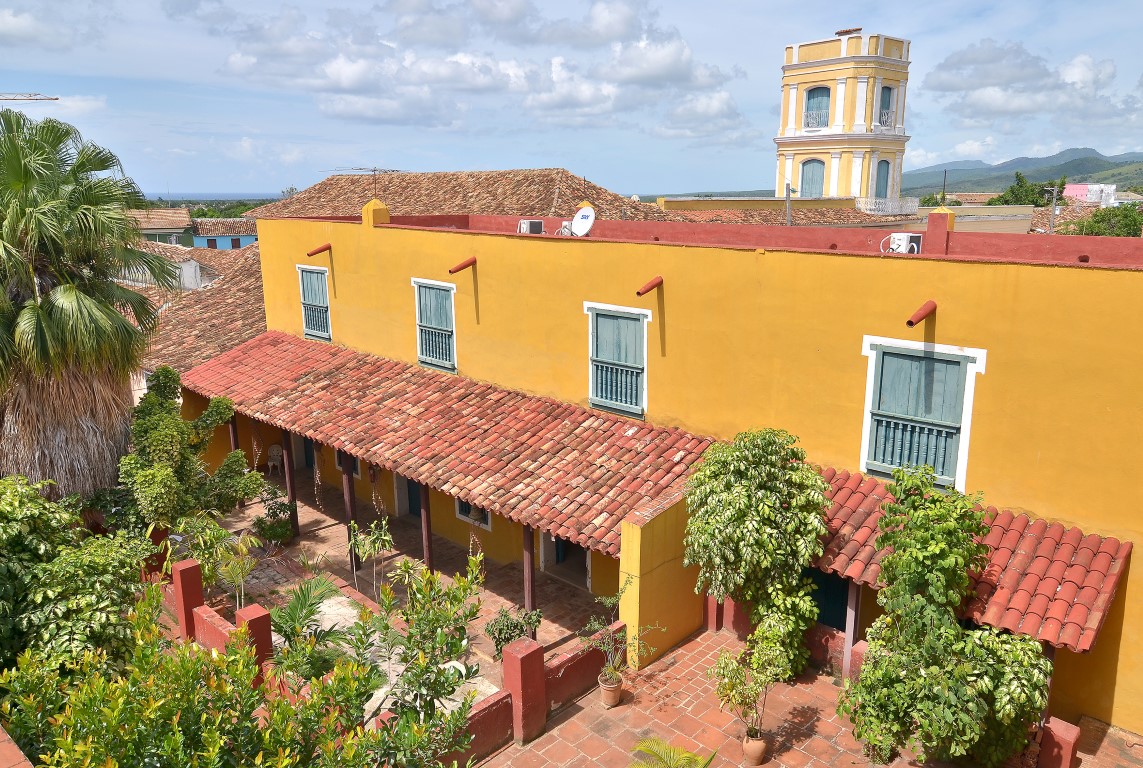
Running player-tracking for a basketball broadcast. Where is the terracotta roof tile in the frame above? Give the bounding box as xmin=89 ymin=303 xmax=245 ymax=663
xmin=142 ymin=245 xmax=266 ymax=373
xmin=192 ymin=218 xmax=258 ymax=237
xmin=818 ymin=467 xmax=1132 ymax=653
xmin=182 ymin=331 xmax=711 ymax=557
xmin=128 ymin=208 xmax=191 ymax=230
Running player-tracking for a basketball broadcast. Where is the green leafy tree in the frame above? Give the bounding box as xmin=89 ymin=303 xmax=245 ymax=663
xmin=838 ymin=467 xmax=1052 ymax=766
xmin=0 ymin=109 xmax=178 ymax=497
xmin=0 ymin=476 xmax=152 ymax=670
xmin=987 ymin=172 xmax=1066 ymax=207
xmin=119 ymin=366 xmax=263 ymax=530
xmin=1059 ymin=203 xmax=1142 ymax=237
xmin=484 ymin=607 xmax=543 ymax=659
xmin=683 ymin=429 xmax=829 ymax=674
xmin=919 ymin=193 xmax=962 ymax=207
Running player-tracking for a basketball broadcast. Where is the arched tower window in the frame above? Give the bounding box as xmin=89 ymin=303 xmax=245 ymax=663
xmin=879 ymin=86 xmax=894 ymax=127
xmin=803 ymin=87 xmax=830 ymax=129
xmin=875 ymin=159 xmax=891 ymax=198
xmin=800 ymin=159 xmax=825 ymax=198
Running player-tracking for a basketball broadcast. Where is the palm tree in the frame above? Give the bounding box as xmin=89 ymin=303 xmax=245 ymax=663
xmin=629 ymin=737 xmax=716 ymax=768
xmin=0 ymin=109 xmax=176 ymax=497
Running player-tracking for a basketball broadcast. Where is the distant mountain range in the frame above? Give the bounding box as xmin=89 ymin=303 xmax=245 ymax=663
xmin=902 ymin=148 xmax=1143 ymax=195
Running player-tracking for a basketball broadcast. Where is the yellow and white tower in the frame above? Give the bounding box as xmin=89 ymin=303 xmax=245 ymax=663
xmin=774 ymin=29 xmax=911 ymax=206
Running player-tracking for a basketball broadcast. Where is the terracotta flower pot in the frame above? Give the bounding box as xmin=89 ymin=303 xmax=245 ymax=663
xmin=599 ymin=673 xmax=623 ymax=708
xmin=741 ymin=733 xmax=768 ymax=766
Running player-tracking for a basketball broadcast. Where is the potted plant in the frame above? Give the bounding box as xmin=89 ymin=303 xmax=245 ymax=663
xmin=253 ymin=491 xmax=297 ymax=548
xmin=579 ymin=576 xmax=663 ymax=708
xmin=707 ymin=615 xmax=791 ymax=765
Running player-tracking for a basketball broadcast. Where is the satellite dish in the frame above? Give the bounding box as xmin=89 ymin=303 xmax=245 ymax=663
xmin=570 ymin=205 xmax=596 ymax=237
xmin=631 ymin=194 xmax=640 ymax=202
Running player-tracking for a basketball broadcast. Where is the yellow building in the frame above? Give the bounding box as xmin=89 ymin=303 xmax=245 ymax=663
xmin=774 ymin=29 xmax=911 ymax=205
xmin=175 ymin=170 xmax=1143 ymax=737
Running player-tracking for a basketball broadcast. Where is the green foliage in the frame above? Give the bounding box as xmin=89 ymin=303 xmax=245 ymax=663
xmin=120 ymin=366 xmax=264 ymax=529
xmin=218 ymin=531 xmax=261 ymax=610
xmin=271 ymin=575 xmax=347 ymax=680
xmin=629 ymin=736 xmax=716 ymax=768
xmin=484 ymin=607 xmax=543 ymax=659
xmin=987 ymin=172 xmax=1065 ymax=207
xmin=1059 ymin=203 xmax=1143 ymax=237
xmin=838 ymin=467 xmax=1052 ymax=767
xmin=253 ymin=491 xmax=297 ymax=545
xmin=919 ymin=193 xmax=962 ymax=207
xmin=683 ymin=429 xmax=829 ymax=674
xmin=190 ymin=201 xmax=259 ymax=218
xmin=348 ymin=518 xmax=394 ymax=600
xmin=707 ymin=615 xmax=791 ymax=738
xmin=580 ymin=576 xmax=662 ymax=684
xmin=0 ymin=476 xmax=152 ymax=671
xmin=1 ymin=587 xmax=383 ymax=768
xmin=170 ymin=512 xmax=234 ymax=587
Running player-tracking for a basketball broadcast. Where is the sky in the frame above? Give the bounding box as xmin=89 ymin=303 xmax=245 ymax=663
xmin=2 ymin=0 xmax=1141 ymax=196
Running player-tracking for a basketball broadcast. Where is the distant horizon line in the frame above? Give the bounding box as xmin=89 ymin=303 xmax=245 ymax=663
xmin=144 ymin=192 xmax=279 ymax=200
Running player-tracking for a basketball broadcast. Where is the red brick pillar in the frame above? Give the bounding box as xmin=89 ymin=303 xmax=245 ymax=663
xmin=172 ymin=559 xmax=205 ymax=641
xmin=236 ymin=604 xmax=273 ymax=688
xmin=926 ymin=211 xmax=953 ymax=255
xmin=502 ymin=637 xmax=546 ymax=744
xmin=704 ymin=594 xmax=723 ymax=632
xmin=1039 ymin=717 xmax=1080 ymax=768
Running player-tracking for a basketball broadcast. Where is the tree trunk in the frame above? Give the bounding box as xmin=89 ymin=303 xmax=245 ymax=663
xmin=0 ymin=367 xmax=132 ymax=499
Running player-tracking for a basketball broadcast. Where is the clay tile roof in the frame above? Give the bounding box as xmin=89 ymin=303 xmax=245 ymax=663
xmin=817 ymin=467 xmax=1132 ymax=653
xmin=133 ymin=239 xmax=255 ymax=277
xmin=134 ymin=239 xmax=197 ymax=263
xmin=192 ymin=218 xmax=258 ymax=237
xmin=128 ymin=208 xmax=191 ymax=230
xmin=142 ymin=245 xmax=266 ymax=374
xmin=243 ymin=169 xmax=670 ymax=222
xmin=181 ymin=331 xmax=711 ymax=557
xmin=664 ymin=208 xmax=916 ymax=227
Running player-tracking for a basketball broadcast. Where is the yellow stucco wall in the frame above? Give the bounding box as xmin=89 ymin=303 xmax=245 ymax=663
xmin=618 ymin=499 xmax=705 ymax=669
xmin=253 ymin=213 xmax=1143 ymax=731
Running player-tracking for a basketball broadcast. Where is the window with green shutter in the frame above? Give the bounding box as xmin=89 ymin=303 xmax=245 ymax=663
xmin=298 ymin=267 xmax=330 ymax=341
xmin=589 ymin=309 xmax=645 ymax=415
xmin=866 ymin=346 xmax=970 ymax=486
xmin=415 ymin=281 xmax=455 ymax=371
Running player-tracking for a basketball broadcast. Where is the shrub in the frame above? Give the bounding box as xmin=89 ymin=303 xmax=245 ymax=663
xmin=484 ymin=607 xmax=542 ymax=658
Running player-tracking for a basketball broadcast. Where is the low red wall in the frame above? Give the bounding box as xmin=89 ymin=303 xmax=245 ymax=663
xmin=545 ymin=643 xmax=606 ymax=713
xmin=947 ymin=229 xmax=1143 ymax=268
xmin=192 ymin=605 xmax=236 ymax=654
xmin=805 ymin=623 xmax=846 ymax=671
xmin=0 ymin=721 xmax=32 ymax=768
xmin=444 ymin=690 xmax=514 ymax=765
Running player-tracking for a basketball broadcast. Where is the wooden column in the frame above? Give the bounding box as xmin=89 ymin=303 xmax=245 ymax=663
xmin=340 ymin=451 xmax=360 ymax=572
xmin=419 ymin=483 xmax=434 ymax=572
xmin=522 ymin=525 xmax=536 ymax=630
xmin=228 ymin=416 xmax=244 ymax=508
xmin=842 ymin=581 xmax=862 ymax=680
xmin=280 ymin=429 xmax=299 ymax=536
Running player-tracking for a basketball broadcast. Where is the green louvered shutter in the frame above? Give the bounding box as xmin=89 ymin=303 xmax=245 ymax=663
xmin=416 ymin=284 xmax=455 ymax=369
xmin=299 ymin=269 xmax=330 ymax=340
xmin=804 ymin=87 xmax=831 ymax=128
xmin=868 ymin=349 xmax=967 ymax=485
xmin=591 ymin=312 xmax=643 ymax=414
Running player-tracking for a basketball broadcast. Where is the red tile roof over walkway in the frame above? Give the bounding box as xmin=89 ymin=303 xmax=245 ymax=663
xmin=817 ymin=467 xmax=1132 ymax=653
xmin=182 ymin=331 xmax=711 ymax=556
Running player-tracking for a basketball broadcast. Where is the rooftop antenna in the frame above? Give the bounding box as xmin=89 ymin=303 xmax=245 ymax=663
xmin=0 ymin=93 xmax=59 ymax=101
xmin=941 ymin=170 xmax=948 ymax=204
xmin=331 ymin=166 xmax=402 ymax=199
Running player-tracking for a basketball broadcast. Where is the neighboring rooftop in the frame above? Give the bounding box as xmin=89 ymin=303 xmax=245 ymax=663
xmin=182 ymin=330 xmax=711 ymax=556
xmin=143 ymin=245 xmax=266 ymax=373
xmin=667 ymin=207 xmax=916 ymax=226
xmin=948 ymin=192 xmax=998 ymax=205
xmin=193 ymin=218 xmax=259 ymax=237
xmin=134 ymin=239 xmax=257 ymax=275
xmin=1031 ymin=201 xmax=1100 ymax=233
xmin=128 ymin=207 xmax=192 ymax=231
xmin=817 ymin=467 xmax=1131 ymax=653
xmin=244 ymin=169 xmax=668 ymax=221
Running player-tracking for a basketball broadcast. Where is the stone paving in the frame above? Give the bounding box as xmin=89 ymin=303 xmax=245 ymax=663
xmin=487 ymin=630 xmax=955 ymax=768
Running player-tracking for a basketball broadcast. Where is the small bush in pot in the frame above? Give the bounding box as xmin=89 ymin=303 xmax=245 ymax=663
xmin=579 ymin=576 xmax=663 ymax=707
xmin=708 ymin=614 xmax=791 ymax=765
xmin=484 ymin=607 xmax=542 ymax=659
xmin=253 ymin=492 xmax=296 ymax=546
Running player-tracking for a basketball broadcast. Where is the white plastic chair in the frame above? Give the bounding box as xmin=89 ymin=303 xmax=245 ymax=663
xmin=266 ymin=444 xmax=284 ymax=476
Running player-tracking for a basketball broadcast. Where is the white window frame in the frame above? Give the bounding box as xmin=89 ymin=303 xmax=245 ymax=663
xmin=411 ymin=278 xmax=457 ymax=371
xmin=859 ymin=335 xmax=987 ymax=492
xmin=334 ymin=450 xmax=361 ymax=478
xmin=296 ymin=265 xmax=332 ymax=341
xmin=583 ymin=301 xmax=651 ymax=417
xmin=455 ymin=497 xmax=492 ymax=531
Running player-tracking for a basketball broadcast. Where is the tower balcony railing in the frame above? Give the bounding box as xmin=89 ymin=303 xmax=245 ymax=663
xmin=855 ymin=197 xmax=920 ymax=215
xmin=802 ymin=109 xmax=830 ymax=129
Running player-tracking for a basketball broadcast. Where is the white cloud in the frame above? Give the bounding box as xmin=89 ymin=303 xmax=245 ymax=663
xmin=317 ymin=89 xmax=459 ymax=126
xmin=604 ymin=34 xmax=727 ymax=89
xmin=525 ymin=57 xmax=619 ymax=116
xmin=952 ymin=136 xmax=995 ymax=158
xmin=905 ymin=147 xmax=942 ymax=168
xmin=0 ymin=7 xmax=68 ymax=48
